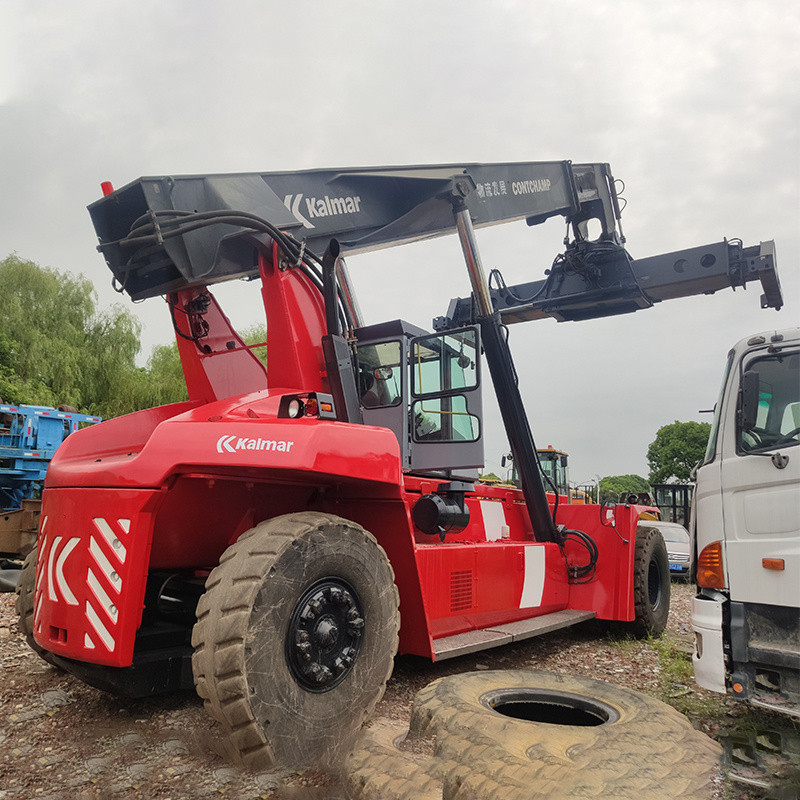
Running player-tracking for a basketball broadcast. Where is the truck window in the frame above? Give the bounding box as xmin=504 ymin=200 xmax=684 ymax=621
xmin=412 ymin=395 xmax=480 ymax=442
xmin=357 ymin=341 xmax=402 ymax=408
xmin=410 ymin=328 xmax=480 ymax=443
xmin=411 ymin=329 xmax=478 ymax=397
xmin=738 ymin=350 xmax=800 ymax=453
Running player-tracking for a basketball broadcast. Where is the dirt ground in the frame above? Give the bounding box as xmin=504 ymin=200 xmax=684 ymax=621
xmin=0 ymin=581 xmax=786 ymax=799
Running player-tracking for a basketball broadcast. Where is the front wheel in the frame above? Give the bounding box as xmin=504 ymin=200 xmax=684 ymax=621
xmin=191 ymin=512 xmax=400 ymax=770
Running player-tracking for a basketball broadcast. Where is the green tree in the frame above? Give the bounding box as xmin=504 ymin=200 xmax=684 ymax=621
xmin=0 ymin=254 xmax=143 ymax=415
xmin=117 ymin=324 xmax=267 ymax=412
xmin=240 ymin=324 xmax=268 ymax=368
xmin=0 ymin=255 xmax=270 ymax=418
xmin=647 ymin=421 xmax=711 ymax=484
xmin=598 ymin=474 xmax=651 ymax=504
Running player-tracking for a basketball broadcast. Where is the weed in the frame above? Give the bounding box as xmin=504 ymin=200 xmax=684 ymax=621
xmin=603 ymin=629 xmax=643 ymax=656
xmin=650 ymin=634 xmax=723 ymax=722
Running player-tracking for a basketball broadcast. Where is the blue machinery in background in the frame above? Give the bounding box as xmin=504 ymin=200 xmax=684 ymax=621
xmin=0 ymin=403 xmax=101 ymax=510
xmin=0 ymin=404 xmax=101 ymax=571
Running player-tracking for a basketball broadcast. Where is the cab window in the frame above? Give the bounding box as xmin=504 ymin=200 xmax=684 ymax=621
xmin=411 ymin=329 xmax=478 ymax=397
xmin=357 ymin=341 xmax=402 ymax=408
xmin=738 ymin=350 xmax=800 ymax=452
xmin=410 ymin=328 xmax=480 ymax=443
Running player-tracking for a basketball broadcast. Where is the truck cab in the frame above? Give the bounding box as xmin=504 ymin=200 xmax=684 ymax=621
xmin=692 ymin=328 xmax=800 ymax=717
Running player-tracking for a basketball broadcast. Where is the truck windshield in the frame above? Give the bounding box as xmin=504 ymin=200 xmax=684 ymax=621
xmin=738 ymin=350 xmax=800 ymax=453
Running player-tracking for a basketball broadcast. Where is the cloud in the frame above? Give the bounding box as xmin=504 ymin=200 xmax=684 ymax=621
xmin=1 ymin=0 xmax=797 ymax=482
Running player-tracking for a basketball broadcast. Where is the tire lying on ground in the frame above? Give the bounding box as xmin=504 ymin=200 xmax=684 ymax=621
xmin=402 ymin=670 xmax=721 ymax=800
xmin=191 ymin=511 xmax=400 ymax=770
xmin=347 ymin=670 xmax=724 ymax=800
xmin=345 ymin=719 xmax=445 ymax=800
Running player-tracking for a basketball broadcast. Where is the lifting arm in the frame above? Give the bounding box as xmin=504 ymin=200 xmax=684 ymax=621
xmin=89 ymin=161 xmax=616 ymax=301
xmin=90 ymin=161 xmax=781 ymax=318
xmin=439 ymin=238 xmax=782 ymax=328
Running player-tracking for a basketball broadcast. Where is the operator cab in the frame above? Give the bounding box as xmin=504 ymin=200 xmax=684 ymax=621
xmin=354 ymin=320 xmax=483 ymax=475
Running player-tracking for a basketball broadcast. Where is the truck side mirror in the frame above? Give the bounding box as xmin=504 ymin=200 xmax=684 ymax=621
xmin=739 ymin=370 xmax=760 ymax=431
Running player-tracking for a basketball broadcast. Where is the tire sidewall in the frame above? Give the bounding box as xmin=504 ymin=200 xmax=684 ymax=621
xmin=15 ymin=547 xmax=57 ymax=664
xmin=15 ymin=546 xmax=37 ymax=639
xmin=634 ymin=526 xmax=670 ymax=636
xmin=245 ymin=520 xmax=397 ymax=737
xmin=403 ymin=670 xmax=722 ymax=799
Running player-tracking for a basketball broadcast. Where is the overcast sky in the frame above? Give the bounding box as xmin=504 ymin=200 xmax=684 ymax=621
xmin=1 ymin=1 xmax=798 ymax=485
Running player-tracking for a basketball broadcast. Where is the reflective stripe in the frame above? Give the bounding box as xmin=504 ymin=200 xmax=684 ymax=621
xmin=85 ymin=602 xmax=115 ymax=651
xmin=89 ymin=537 xmax=122 ymax=593
xmin=92 ymin=518 xmax=128 ymax=563
xmin=519 ymin=546 xmax=545 ymax=608
xmin=47 ymin=537 xmax=62 ymax=602
xmin=87 ymin=568 xmax=118 ymax=624
xmin=55 ymin=538 xmax=79 ymax=605
xmin=480 ymin=501 xmax=506 ymax=541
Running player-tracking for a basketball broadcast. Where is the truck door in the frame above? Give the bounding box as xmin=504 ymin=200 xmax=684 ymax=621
xmin=721 ymin=343 xmax=800 ymax=607
xmin=408 ymin=327 xmax=483 ymax=473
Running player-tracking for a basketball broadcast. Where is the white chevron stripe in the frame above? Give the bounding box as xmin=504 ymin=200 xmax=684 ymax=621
xmin=87 ymin=567 xmax=118 ymax=623
xmin=89 ymin=537 xmax=122 ymax=593
xmin=85 ymin=601 xmax=115 ymax=651
xmin=55 ymin=538 xmax=79 ymax=605
xmin=92 ymin=518 xmax=127 ymax=563
xmin=47 ymin=536 xmax=62 ymax=602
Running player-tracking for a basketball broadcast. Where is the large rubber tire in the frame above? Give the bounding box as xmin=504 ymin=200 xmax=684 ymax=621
xmin=14 ymin=547 xmax=58 ymax=665
xmin=626 ymin=525 xmax=670 ymax=637
xmin=191 ymin=512 xmax=400 ymax=770
xmin=345 ymin=719 xmax=445 ymax=800
xmin=403 ymin=670 xmax=722 ymax=800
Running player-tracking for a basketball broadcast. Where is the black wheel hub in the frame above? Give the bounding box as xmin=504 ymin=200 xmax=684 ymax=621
xmin=286 ymin=577 xmax=364 ymax=692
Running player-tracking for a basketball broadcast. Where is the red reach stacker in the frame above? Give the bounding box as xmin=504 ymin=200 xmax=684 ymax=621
xmin=17 ymin=162 xmax=783 ymax=767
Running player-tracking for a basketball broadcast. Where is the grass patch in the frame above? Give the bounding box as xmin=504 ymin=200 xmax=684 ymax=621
xmin=650 ymin=635 xmax=722 ymax=722
xmin=603 ymin=631 xmax=642 ymax=656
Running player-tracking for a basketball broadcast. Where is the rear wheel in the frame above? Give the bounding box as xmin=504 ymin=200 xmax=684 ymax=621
xmin=14 ymin=547 xmax=58 ymax=665
xmin=191 ymin=512 xmax=400 ymax=770
xmin=626 ymin=526 xmax=670 ymax=637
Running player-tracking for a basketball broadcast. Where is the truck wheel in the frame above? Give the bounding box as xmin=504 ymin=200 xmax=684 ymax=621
xmin=625 ymin=525 xmax=670 ymax=637
xmin=14 ymin=547 xmax=57 ymax=665
xmin=191 ymin=511 xmax=400 ymax=770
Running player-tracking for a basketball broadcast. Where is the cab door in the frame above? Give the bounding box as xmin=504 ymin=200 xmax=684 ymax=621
xmin=408 ymin=327 xmax=483 ymax=472
xmin=720 ymin=343 xmax=800 ymax=607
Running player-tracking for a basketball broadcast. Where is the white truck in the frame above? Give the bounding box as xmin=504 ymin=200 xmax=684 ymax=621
xmin=692 ymin=327 xmax=799 ymax=719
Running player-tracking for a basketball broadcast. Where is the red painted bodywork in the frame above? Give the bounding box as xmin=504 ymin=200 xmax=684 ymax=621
xmin=34 ymin=396 xmax=643 ymax=667
xmin=33 ymin=249 xmax=645 ymax=670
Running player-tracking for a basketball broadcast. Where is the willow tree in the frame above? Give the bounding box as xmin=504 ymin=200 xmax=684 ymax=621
xmin=0 ymin=254 xmax=141 ymax=415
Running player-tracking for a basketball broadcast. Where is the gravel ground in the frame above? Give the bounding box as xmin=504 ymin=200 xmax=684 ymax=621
xmin=0 ymin=581 xmax=790 ymax=799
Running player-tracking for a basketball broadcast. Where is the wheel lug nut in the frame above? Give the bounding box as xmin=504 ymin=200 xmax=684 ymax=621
xmin=329 ymin=587 xmax=344 ymax=604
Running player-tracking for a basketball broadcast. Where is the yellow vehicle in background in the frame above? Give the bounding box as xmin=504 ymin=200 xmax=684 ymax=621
xmin=500 ymin=447 xmax=596 ymax=503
